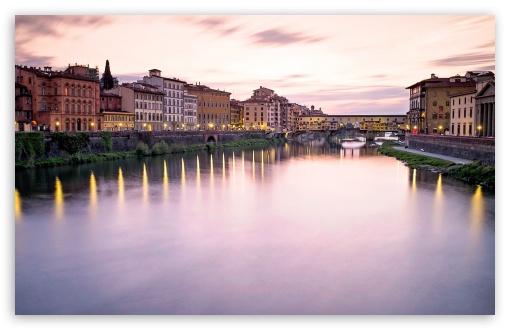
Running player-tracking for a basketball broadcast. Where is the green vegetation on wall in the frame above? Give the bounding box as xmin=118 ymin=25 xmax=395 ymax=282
xmin=100 ymin=131 xmax=113 ymax=152
xmin=15 ymin=132 xmax=45 ymax=163
xmin=52 ymin=132 xmax=89 ymax=155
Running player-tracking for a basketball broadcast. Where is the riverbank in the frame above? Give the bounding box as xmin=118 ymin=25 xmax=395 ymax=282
xmin=378 ymin=141 xmax=495 ymax=190
xmin=15 ymin=137 xmax=288 ymax=170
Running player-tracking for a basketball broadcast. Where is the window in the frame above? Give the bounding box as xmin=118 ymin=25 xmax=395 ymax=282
xmin=446 ymin=101 xmax=450 ymax=106
xmin=432 ymin=101 xmax=437 ymax=106
xmin=469 ymin=107 xmax=473 ymax=118
xmin=464 ymin=108 xmax=466 ymax=118
xmin=432 ymin=112 xmax=438 ymax=119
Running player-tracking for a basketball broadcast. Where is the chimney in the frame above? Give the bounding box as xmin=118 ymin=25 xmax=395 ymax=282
xmin=431 ymin=73 xmax=437 ymax=79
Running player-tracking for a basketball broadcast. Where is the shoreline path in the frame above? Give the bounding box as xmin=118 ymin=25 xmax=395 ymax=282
xmin=392 ymin=146 xmax=473 ymax=165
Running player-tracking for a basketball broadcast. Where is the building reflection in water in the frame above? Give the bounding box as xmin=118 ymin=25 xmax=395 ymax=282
xmin=222 ymin=152 xmax=226 ymax=185
xmin=261 ymin=149 xmax=264 ymax=182
xmin=15 ymin=189 xmax=22 ymax=220
xmin=209 ymin=154 xmax=214 ymax=187
xmin=163 ymin=160 xmax=169 ymax=201
xmin=89 ymin=171 xmax=97 ymax=215
xmin=181 ymin=158 xmax=186 ymax=188
xmin=54 ymin=176 xmax=64 ymax=220
xmin=433 ymin=174 xmax=443 ymax=232
xmin=252 ymin=150 xmax=255 ymax=179
xmin=143 ymin=163 xmax=149 ymax=205
xmin=411 ymin=168 xmax=417 ymax=192
xmin=470 ymin=185 xmax=484 ymax=241
xmin=118 ymin=167 xmax=125 ymax=207
xmin=196 ymin=155 xmax=201 ymax=187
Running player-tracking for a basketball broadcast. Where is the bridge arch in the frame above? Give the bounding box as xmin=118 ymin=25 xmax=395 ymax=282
xmin=204 ymin=133 xmax=218 ymax=143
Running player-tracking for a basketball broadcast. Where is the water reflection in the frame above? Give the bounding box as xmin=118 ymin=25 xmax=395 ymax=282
xmin=89 ymin=172 xmax=97 ymax=215
xmin=181 ymin=158 xmax=186 ymax=187
xmin=14 ymin=142 xmax=495 ymax=315
xmin=54 ymin=176 xmax=63 ymax=220
xmin=470 ymin=185 xmax=484 ymax=240
xmin=15 ymin=189 xmax=22 ymax=220
xmin=433 ymin=174 xmax=443 ymax=232
xmin=163 ymin=160 xmax=169 ymax=201
xmin=142 ymin=164 xmax=149 ymax=205
xmin=196 ymin=156 xmax=201 ymax=187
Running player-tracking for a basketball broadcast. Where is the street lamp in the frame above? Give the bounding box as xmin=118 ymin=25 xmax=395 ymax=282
xmin=119 ymin=123 xmax=122 ymax=131
xmin=439 ymin=125 xmax=442 ymax=135
xmin=90 ymin=122 xmax=94 ymax=131
xmin=477 ymin=125 xmax=482 ymax=137
xmin=55 ymin=121 xmax=60 ymax=132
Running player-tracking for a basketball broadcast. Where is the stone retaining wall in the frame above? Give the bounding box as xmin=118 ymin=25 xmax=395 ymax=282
xmin=41 ymin=130 xmax=267 ymax=158
xmin=406 ymin=134 xmax=495 ymax=166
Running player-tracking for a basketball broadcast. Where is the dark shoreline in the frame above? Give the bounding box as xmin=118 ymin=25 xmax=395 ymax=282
xmin=378 ymin=141 xmax=495 ymax=190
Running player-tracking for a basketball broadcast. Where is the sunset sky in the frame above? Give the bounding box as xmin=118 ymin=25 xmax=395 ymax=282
xmin=13 ymin=11 xmax=495 ymax=116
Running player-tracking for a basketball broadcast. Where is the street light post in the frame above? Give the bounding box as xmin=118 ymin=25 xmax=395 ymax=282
xmin=477 ymin=125 xmax=482 ymax=137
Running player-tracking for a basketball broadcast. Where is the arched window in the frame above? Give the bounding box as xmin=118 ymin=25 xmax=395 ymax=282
xmin=41 ymin=99 xmax=47 ymax=111
xmin=65 ymin=118 xmax=70 ymax=131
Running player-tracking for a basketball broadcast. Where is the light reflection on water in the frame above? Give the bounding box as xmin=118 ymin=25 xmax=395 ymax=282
xmin=15 ymin=143 xmax=495 ymax=315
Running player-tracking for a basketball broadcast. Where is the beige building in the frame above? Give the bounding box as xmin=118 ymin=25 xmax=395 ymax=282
xmin=107 ymin=82 xmax=165 ymax=131
xmin=102 ymin=110 xmax=135 ymax=131
xmin=449 ymin=90 xmax=476 ymax=136
xmin=141 ymin=69 xmax=186 ymax=130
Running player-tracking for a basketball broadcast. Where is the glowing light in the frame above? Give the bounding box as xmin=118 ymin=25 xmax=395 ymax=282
xmin=15 ymin=189 xmax=22 ymax=220
xmin=55 ymin=177 xmax=64 ymax=219
xmin=90 ymin=171 xmax=97 ymax=211
xmin=143 ymin=163 xmax=149 ymax=204
xmin=181 ymin=158 xmax=186 ymax=187
xmin=411 ymin=168 xmax=417 ymax=192
xmin=470 ymin=185 xmax=484 ymax=238
xmin=196 ymin=155 xmax=201 ymax=186
xmin=210 ymin=154 xmax=214 ymax=186
xmin=118 ymin=167 xmax=124 ymax=206
xmin=163 ymin=160 xmax=169 ymax=201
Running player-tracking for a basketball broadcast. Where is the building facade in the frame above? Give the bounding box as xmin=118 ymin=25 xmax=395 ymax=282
xmin=449 ymin=90 xmax=476 ymax=136
xmin=229 ymin=99 xmax=244 ymax=128
xmin=100 ymin=91 xmax=134 ymax=131
xmin=297 ymin=114 xmax=406 ymax=132
xmin=406 ymin=73 xmax=476 ymax=134
xmin=142 ymin=69 xmax=186 ymax=130
xmin=472 ymin=72 xmax=495 ymax=137
xmin=15 ymin=65 xmax=101 ymax=132
xmin=15 ymin=83 xmax=34 ymax=132
xmin=107 ymin=82 xmax=165 ymax=131
xmin=185 ymin=84 xmax=231 ymax=130
xmin=183 ymin=92 xmax=198 ymax=130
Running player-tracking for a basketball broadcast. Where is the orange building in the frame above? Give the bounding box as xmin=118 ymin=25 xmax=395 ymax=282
xmin=15 ymin=65 xmax=101 ymax=131
xmin=185 ymin=83 xmax=231 ymax=130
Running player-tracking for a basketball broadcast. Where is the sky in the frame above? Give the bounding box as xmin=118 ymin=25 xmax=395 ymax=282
xmin=3 ymin=1 xmax=509 ymax=330
xmin=13 ymin=13 xmax=494 ymax=116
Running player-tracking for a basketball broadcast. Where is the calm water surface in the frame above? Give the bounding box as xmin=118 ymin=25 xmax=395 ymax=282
xmin=15 ymin=142 xmax=495 ymax=315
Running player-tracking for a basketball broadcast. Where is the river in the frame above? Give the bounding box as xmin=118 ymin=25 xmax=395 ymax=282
xmin=14 ymin=141 xmax=495 ymax=315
